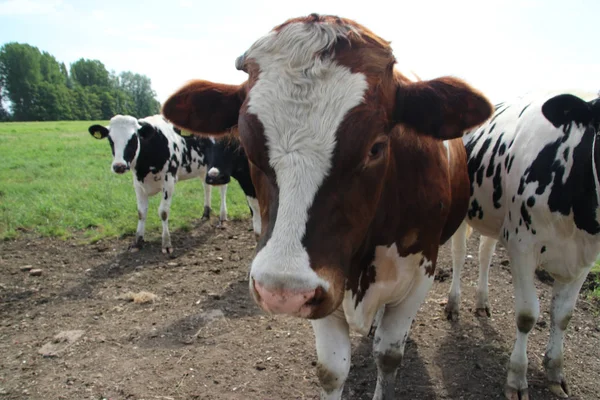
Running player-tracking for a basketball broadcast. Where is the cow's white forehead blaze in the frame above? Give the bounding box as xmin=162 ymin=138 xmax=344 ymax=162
xmin=245 ymin=21 xmax=369 ymax=289
xmin=108 ymin=115 xmax=141 ymax=165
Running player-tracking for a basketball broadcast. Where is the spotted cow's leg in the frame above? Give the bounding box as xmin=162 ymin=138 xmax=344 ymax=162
xmin=159 ymin=176 xmax=175 ymax=254
xmin=246 ymin=196 xmax=261 ymax=238
xmin=217 ymin=184 xmax=228 ymax=228
xmin=373 ymin=267 xmax=435 ymax=400
xmin=311 ymin=309 xmax=351 ymax=400
xmin=130 ymin=183 xmax=149 ymax=252
xmin=202 ymin=180 xmax=212 ymax=220
xmin=505 ymin=249 xmax=539 ymax=400
xmin=475 ymin=235 xmax=497 ymax=317
xmin=543 ymin=267 xmax=589 ymax=398
xmin=445 ymin=220 xmax=468 ymax=320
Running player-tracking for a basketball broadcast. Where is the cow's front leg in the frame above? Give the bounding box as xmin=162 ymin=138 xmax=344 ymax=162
xmin=505 ymin=250 xmax=539 ymax=400
xmin=202 ymin=180 xmax=212 ymax=220
xmin=217 ymin=184 xmax=228 ymax=228
xmin=543 ymin=267 xmax=589 ymax=398
xmin=445 ymin=221 xmax=468 ymax=320
xmin=475 ymin=235 xmax=497 ymax=317
xmin=159 ymin=177 xmax=175 ymax=254
xmin=311 ymin=310 xmax=351 ymax=400
xmin=130 ymin=184 xmax=149 ymax=252
xmin=373 ymin=269 xmax=434 ymax=400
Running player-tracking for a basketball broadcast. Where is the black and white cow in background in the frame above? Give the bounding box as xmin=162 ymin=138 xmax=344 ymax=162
xmin=203 ymin=135 xmax=261 ymax=235
xmin=88 ymin=114 xmax=228 ymax=253
xmin=445 ymin=91 xmax=600 ymax=399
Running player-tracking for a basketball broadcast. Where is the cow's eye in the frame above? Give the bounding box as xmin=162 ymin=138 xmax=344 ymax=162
xmin=367 ymin=139 xmax=388 ymax=163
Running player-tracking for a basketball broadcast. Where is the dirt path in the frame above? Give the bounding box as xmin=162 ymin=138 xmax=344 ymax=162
xmin=1 ymin=218 xmax=599 ymax=400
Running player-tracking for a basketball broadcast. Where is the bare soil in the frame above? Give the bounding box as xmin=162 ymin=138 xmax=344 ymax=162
xmin=1 ymin=219 xmax=599 ymax=400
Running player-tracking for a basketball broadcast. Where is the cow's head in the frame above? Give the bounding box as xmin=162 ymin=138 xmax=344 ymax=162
xmin=204 ymin=136 xmax=246 ymax=186
xmin=163 ymin=14 xmax=492 ymax=319
xmin=89 ymin=115 xmax=157 ymax=174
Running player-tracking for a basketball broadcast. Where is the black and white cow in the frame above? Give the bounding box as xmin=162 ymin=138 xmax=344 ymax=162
xmin=203 ymin=135 xmax=261 ymax=235
xmin=88 ymin=114 xmax=227 ymax=253
xmin=445 ymin=91 xmax=600 ymax=399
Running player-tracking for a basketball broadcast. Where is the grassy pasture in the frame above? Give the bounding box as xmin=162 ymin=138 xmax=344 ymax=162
xmin=0 ymin=121 xmax=250 ymax=242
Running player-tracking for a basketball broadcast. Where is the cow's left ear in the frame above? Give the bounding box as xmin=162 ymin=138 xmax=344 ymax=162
xmin=89 ymin=125 xmax=109 ymax=140
xmin=137 ymin=122 xmax=156 ymax=140
xmin=394 ymin=77 xmax=493 ymax=140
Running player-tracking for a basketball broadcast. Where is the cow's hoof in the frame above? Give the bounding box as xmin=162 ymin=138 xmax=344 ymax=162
xmin=162 ymin=247 xmax=173 ymax=254
xmin=444 ymin=304 xmax=460 ymax=321
xmin=548 ymin=380 xmax=569 ymax=398
xmin=217 ymin=220 xmax=227 ymax=229
xmin=128 ymin=239 xmax=144 ymax=252
xmin=475 ymin=306 xmax=491 ymax=318
xmin=505 ymin=386 xmax=529 ymax=400
xmin=202 ymin=206 xmax=211 ymax=220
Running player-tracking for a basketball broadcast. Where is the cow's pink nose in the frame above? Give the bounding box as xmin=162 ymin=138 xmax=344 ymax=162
xmin=253 ymin=280 xmax=316 ymax=317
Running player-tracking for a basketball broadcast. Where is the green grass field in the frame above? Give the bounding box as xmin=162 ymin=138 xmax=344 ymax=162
xmin=0 ymin=121 xmax=250 ymax=242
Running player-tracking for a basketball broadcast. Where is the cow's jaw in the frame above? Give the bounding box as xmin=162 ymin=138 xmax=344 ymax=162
xmin=245 ymin=21 xmax=369 ymax=318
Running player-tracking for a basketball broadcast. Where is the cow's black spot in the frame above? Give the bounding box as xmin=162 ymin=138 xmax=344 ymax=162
xmin=466 ymin=137 xmax=493 ymax=195
xmin=135 ymin=128 xmax=171 ymax=182
xmin=492 ymin=164 xmax=503 ymax=208
xmin=541 ymin=246 xmax=546 ymax=253
xmin=518 ymin=103 xmax=531 ymax=118
xmin=468 ymin=199 xmax=484 ymax=220
xmin=508 ymin=211 xmax=512 ymax=221
xmin=563 ymin=147 xmax=570 ymax=161
xmin=487 ymin=133 xmax=504 ymax=178
xmin=123 ymin=136 xmax=138 ymax=163
xmin=507 ymin=155 xmax=515 ymax=173
xmin=527 ymin=196 xmax=535 ymax=207
xmin=499 ymin=142 xmax=507 ymax=156
xmin=489 ymin=105 xmax=510 ymax=125
xmin=108 ymin=137 xmax=115 ymax=156
xmin=520 ymin=202 xmax=532 ymax=230
xmin=521 ymin=121 xmax=599 ymax=234
xmin=164 ymin=191 xmax=169 ymax=200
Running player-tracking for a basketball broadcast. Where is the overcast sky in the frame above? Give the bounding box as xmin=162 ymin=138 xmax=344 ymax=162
xmin=1 ymin=0 xmax=598 ymax=104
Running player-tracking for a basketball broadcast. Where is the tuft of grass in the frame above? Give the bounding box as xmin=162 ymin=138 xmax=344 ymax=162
xmin=0 ymin=121 xmax=250 ymax=241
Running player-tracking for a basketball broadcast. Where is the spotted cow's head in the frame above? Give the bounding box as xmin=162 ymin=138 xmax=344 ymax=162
xmin=163 ymin=14 xmax=492 ymax=319
xmin=89 ymin=115 xmax=157 ymax=174
xmin=204 ymin=136 xmax=246 ymax=186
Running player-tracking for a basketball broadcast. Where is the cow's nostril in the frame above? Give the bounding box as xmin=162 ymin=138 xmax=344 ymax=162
xmin=304 ymin=286 xmax=325 ymax=307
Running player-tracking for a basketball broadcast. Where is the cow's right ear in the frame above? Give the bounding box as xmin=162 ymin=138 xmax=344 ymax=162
xmin=89 ymin=125 xmax=109 ymax=139
xmin=162 ymin=80 xmax=246 ymax=135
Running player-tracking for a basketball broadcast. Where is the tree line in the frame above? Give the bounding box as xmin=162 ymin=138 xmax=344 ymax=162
xmin=0 ymin=42 xmax=161 ymax=122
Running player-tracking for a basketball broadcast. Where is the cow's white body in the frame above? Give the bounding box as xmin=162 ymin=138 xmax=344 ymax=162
xmin=446 ymin=91 xmax=600 ymax=399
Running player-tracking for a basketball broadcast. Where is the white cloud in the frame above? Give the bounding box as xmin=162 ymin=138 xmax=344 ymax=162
xmin=0 ymin=0 xmax=64 ymax=16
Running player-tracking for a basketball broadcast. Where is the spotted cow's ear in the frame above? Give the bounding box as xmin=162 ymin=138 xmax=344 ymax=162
xmin=88 ymin=125 xmax=108 ymax=140
xmin=394 ymin=77 xmax=493 ymax=140
xmin=137 ymin=122 xmax=157 ymax=140
xmin=541 ymin=94 xmax=594 ymax=128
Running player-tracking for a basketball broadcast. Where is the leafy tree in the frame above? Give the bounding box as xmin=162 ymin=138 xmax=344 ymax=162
xmin=119 ymin=71 xmax=160 ymax=117
xmin=0 ymin=43 xmax=161 ymax=121
xmin=0 ymin=42 xmax=44 ymax=120
xmin=70 ymin=58 xmax=110 ymax=88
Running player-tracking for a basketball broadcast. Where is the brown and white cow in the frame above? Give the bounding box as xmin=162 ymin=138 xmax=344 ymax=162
xmin=162 ymin=14 xmax=492 ymax=400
